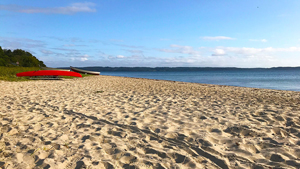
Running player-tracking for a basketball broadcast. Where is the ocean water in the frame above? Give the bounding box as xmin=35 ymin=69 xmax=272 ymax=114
xmin=99 ymin=69 xmax=300 ymax=92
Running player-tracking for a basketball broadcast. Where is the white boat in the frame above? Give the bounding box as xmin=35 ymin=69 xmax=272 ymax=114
xmin=70 ymin=66 xmax=100 ymax=75
xmin=41 ymin=67 xmax=70 ymax=71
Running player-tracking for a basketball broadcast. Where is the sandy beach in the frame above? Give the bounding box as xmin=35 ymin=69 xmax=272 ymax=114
xmin=0 ymin=76 xmax=300 ymax=169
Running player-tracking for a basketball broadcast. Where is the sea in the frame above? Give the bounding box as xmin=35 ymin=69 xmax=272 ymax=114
xmin=75 ymin=67 xmax=300 ymax=92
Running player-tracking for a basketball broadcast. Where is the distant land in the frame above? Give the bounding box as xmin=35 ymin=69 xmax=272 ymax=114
xmin=59 ymin=66 xmax=300 ymax=72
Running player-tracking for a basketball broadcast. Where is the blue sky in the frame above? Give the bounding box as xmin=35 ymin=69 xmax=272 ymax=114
xmin=1 ymin=0 xmax=300 ymax=68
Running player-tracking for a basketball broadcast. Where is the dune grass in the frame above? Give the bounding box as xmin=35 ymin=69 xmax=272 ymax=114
xmin=0 ymin=66 xmax=41 ymax=81
xmin=0 ymin=66 xmax=90 ymax=81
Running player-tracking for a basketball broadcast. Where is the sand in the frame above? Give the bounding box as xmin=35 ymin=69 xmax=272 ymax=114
xmin=0 ymin=76 xmax=300 ymax=169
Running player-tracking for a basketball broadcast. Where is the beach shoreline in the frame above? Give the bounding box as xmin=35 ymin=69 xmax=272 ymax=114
xmin=1 ymin=76 xmax=300 ymax=168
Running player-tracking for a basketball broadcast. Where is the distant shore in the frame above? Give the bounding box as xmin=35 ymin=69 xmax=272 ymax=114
xmin=1 ymin=76 xmax=300 ymax=168
xmin=60 ymin=66 xmax=300 ymax=72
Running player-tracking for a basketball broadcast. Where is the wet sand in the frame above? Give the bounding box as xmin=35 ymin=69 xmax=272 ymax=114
xmin=0 ymin=76 xmax=300 ymax=169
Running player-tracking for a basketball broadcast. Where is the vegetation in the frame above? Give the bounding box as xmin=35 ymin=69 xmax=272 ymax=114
xmin=0 ymin=66 xmax=41 ymax=81
xmin=0 ymin=46 xmax=91 ymax=81
xmin=0 ymin=46 xmax=46 ymax=67
xmin=0 ymin=46 xmax=45 ymax=81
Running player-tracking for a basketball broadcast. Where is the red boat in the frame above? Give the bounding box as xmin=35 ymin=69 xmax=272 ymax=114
xmin=16 ymin=70 xmax=82 ymax=78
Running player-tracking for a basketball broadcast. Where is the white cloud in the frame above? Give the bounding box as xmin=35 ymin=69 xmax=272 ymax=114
xmin=63 ymin=44 xmax=86 ymax=47
xmin=156 ymin=45 xmax=300 ymax=68
xmin=261 ymin=39 xmax=267 ymax=43
xmin=202 ymin=36 xmax=235 ymax=41
xmin=0 ymin=2 xmax=96 ymax=14
xmin=63 ymin=44 xmax=75 ymax=47
xmin=117 ymin=55 xmax=125 ymax=58
xmin=223 ymin=46 xmax=300 ymax=54
xmin=212 ymin=48 xmax=226 ymax=56
xmin=115 ymin=44 xmax=144 ymax=49
xmin=250 ymin=39 xmax=268 ymax=42
xmin=40 ymin=49 xmax=53 ymax=55
xmin=70 ymin=54 xmax=89 ymax=61
xmin=47 ymin=45 xmax=300 ymax=67
xmin=278 ymin=47 xmax=300 ymax=52
xmin=0 ymin=37 xmax=46 ymax=49
xmin=159 ymin=44 xmax=200 ymax=56
xmin=125 ymin=50 xmax=144 ymax=54
xmin=80 ymin=54 xmax=89 ymax=61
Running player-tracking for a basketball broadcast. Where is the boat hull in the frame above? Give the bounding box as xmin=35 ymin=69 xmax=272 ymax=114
xmin=41 ymin=67 xmax=70 ymax=71
xmin=16 ymin=70 xmax=82 ymax=77
xmin=70 ymin=66 xmax=100 ymax=75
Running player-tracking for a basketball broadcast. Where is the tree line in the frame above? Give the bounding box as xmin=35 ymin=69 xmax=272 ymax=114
xmin=0 ymin=46 xmax=46 ymax=67
xmin=72 ymin=66 xmax=300 ymax=72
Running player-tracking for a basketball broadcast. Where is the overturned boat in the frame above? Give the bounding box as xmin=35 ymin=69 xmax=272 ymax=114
xmin=16 ymin=70 xmax=82 ymax=79
xmin=41 ymin=67 xmax=70 ymax=71
xmin=70 ymin=66 xmax=100 ymax=75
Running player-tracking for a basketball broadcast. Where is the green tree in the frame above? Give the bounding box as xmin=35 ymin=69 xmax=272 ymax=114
xmin=0 ymin=58 xmax=6 ymax=66
xmin=0 ymin=47 xmax=9 ymax=66
xmin=0 ymin=46 xmax=46 ymax=67
xmin=39 ymin=61 xmax=46 ymax=67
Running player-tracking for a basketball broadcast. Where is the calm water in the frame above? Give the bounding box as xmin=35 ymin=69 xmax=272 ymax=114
xmin=99 ymin=69 xmax=300 ymax=92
